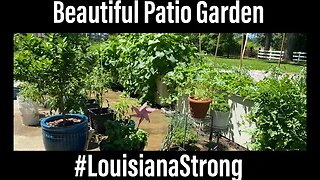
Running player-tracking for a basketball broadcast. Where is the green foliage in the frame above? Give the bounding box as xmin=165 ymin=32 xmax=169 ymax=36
xmin=171 ymin=127 xmax=198 ymax=147
xmin=183 ymin=33 xmax=241 ymax=57
xmin=17 ymin=82 xmax=44 ymax=104
xmin=85 ymin=45 xmax=112 ymax=108
xmin=163 ymin=59 xmax=256 ymax=106
xmin=162 ymin=62 xmax=198 ymax=104
xmin=219 ymin=33 xmax=241 ymax=58
xmin=252 ymin=33 xmax=306 ymax=52
xmin=161 ymin=113 xmax=198 ymax=150
xmin=247 ymin=68 xmax=307 ymax=151
xmin=194 ymin=84 xmax=210 ymax=100
xmin=114 ymin=96 xmax=132 ymax=120
xmin=199 ymin=33 xmax=219 ymax=54
xmin=100 ymin=120 xmax=148 ymax=151
xmin=224 ymin=67 xmax=256 ymax=99
xmin=14 ymin=33 xmax=92 ymax=116
xmin=101 ymin=33 xmax=198 ymax=104
xmin=210 ymin=94 xmax=230 ymax=112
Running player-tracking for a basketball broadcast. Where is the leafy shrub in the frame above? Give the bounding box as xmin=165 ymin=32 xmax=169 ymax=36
xmin=14 ymin=33 xmax=92 ymax=117
xmin=171 ymin=127 xmax=198 ymax=147
xmin=247 ymin=68 xmax=307 ymax=150
xmin=84 ymin=55 xmax=112 ymax=109
xmin=210 ymin=93 xmax=230 ymax=112
xmin=100 ymin=120 xmax=148 ymax=151
xmin=17 ymin=82 xmax=44 ymax=104
xmin=163 ymin=60 xmax=256 ymax=106
xmin=114 ymin=95 xmax=133 ymax=120
xmin=161 ymin=113 xmax=198 ymax=149
xmin=101 ymin=33 xmax=198 ymax=104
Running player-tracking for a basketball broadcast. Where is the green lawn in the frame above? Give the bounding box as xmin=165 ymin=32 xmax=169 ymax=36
xmin=204 ymin=55 xmax=305 ymax=73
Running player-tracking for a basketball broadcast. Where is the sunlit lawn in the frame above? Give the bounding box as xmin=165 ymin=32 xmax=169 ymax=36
xmin=204 ymin=55 xmax=305 ymax=73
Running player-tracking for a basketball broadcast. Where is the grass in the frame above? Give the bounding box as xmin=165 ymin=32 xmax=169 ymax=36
xmin=204 ymin=55 xmax=305 ymax=73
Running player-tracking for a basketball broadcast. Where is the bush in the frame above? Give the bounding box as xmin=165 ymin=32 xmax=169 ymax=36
xmin=101 ymin=33 xmax=198 ymax=104
xmin=247 ymin=68 xmax=307 ymax=150
xmin=14 ymin=33 xmax=92 ymax=116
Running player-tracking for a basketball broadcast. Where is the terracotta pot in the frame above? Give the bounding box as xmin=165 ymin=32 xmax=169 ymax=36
xmin=188 ymin=96 xmax=212 ymax=119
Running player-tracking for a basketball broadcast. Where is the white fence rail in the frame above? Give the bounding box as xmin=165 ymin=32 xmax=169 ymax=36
xmin=258 ymin=50 xmax=307 ymax=62
xmin=292 ymin=52 xmax=307 ymax=62
xmin=258 ymin=50 xmax=284 ymax=60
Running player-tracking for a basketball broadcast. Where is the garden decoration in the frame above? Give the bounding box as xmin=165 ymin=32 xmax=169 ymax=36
xmin=131 ymin=102 xmax=155 ymax=128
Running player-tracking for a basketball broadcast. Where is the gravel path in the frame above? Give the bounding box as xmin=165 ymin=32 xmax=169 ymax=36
xmin=248 ymin=70 xmax=271 ymax=81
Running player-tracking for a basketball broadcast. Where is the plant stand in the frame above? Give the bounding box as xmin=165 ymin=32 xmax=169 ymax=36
xmin=187 ymin=112 xmax=228 ymax=151
xmin=208 ymin=116 xmax=228 ymax=151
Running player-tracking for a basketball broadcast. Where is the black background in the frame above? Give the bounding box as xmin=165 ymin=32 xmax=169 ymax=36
xmin=0 ymin=0 xmax=318 ymax=179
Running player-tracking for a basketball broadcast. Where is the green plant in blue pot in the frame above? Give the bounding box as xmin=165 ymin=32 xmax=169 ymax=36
xmin=14 ymin=33 xmax=93 ymax=151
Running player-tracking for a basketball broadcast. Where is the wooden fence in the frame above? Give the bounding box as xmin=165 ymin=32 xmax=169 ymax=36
xmin=258 ymin=50 xmax=307 ymax=62
xmin=292 ymin=52 xmax=307 ymax=62
xmin=257 ymin=50 xmax=284 ymax=60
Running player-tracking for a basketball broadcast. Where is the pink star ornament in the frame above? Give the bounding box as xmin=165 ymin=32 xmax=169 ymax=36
xmin=131 ymin=102 xmax=156 ymax=128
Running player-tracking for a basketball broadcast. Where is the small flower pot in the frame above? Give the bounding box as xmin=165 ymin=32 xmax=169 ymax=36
xmin=188 ymin=96 xmax=212 ymax=119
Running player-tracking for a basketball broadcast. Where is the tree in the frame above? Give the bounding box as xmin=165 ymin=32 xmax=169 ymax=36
xmin=14 ymin=33 xmax=93 ymax=122
xmin=263 ymin=33 xmax=272 ymax=50
xmin=220 ymin=33 xmax=240 ymax=58
xmin=284 ymin=33 xmax=297 ymax=61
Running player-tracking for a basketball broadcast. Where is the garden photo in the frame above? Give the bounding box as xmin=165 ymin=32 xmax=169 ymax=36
xmin=13 ymin=33 xmax=307 ymax=151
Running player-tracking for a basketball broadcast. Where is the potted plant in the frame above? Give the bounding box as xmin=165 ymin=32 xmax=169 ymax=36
xmin=86 ymin=62 xmax=116 ymax=134
xmin=114 ymin=95 xmax=136 ymax=128
xmin=99 ymin=101 xmax=155 ymax=151
xmin=188 ymin=82 xmax=212 ymax=119
xmin=99 ymin=120 xmax=148 ymax=151
xmin=210 ymin=93 xmax=231 ymax=129
xmin=16 ymin=82 xmax=42 ymax=126
xmin=14 ymin=33 xmax=92 ymax=151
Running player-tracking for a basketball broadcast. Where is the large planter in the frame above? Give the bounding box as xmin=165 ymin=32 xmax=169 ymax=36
xmin=84 ymin=99 xmax=99 ymax=119
xmin=88 ymin=107 xmax=116 ymax=134
xmin=41 ymin=114 xmax=88 ymax=151
xmin=17 ymin=96 xmax=40 ymax=126
xmin=188 ymin=96 xmax=212 ymax=119
xmin=211 ymin=110 xmax=230 ymax=129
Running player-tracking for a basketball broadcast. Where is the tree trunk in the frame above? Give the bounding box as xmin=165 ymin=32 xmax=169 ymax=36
xmin=284 ymin=33 xmax=297 ymax=61
xmin=214 ymin=33 xmax=220 ymax=61
xmin=264 ymin=33 xmax=272 ymax=50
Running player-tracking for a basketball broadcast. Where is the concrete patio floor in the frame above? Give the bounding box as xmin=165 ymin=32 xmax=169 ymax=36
xmin=13 ymin=91 xmax=170 ymax=151
xmin=14 ymin=100 xmax=45 ymax=151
